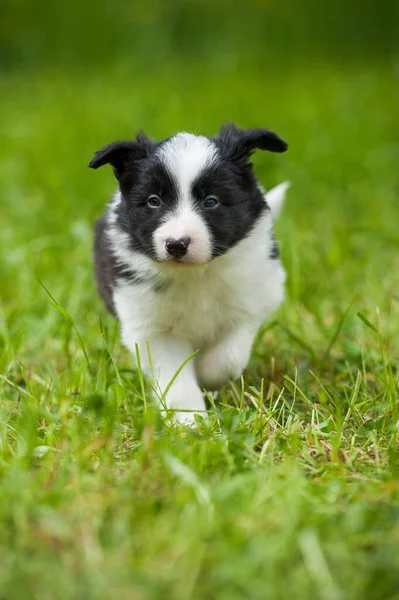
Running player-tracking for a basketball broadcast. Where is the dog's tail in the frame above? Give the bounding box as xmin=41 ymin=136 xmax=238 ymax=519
xmin=265 ymin=181 xmax=290 ymax=220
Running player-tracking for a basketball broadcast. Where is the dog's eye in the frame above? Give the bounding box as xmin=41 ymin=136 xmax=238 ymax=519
xmin=203 ymin=196 xmax=219 ymax=209
xmin=147 ymin=195 xmax=162 ymax=208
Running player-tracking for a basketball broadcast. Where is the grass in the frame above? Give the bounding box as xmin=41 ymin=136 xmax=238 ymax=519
xmin=1 ymin=58 xmax=399 ymax=599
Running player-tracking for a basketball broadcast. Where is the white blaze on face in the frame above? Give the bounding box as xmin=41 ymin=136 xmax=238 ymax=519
xmin=152 ymin=133 xmax=218 ymax=264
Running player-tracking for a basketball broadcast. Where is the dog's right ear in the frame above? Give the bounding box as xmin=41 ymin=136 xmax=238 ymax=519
xmin=88 ymin=132 xmax=153 ymax=179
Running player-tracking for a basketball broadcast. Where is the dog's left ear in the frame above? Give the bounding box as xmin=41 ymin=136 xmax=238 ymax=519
xmin=88 ymin=132 xmax=154 ymax=179
xmin=215 ymin=123 xmax=288 ymax=162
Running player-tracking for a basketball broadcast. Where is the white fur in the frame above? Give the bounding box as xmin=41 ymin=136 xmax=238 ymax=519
xmin=156 ymin=133 xmax=218 ymax=199
xmin=107 ymin=190 xmax=122 ymax=225
xmin=151 ymin=134 xmax=218 ymax=265
xmin=111 ymin=182 xmax=288 ymax=423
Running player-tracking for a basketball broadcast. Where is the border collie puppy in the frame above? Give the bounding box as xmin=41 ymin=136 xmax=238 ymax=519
xmin=90 ymin=123 xmax=289 ymax=422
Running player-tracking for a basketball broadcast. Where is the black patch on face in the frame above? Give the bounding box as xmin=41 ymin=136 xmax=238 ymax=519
xmin=114 ymin=159 xmax=179 ymax=260
xmin=191 ymin=160 xmax=268 ymax=258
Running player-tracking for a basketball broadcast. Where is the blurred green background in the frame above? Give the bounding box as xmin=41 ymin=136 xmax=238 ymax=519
xmin=1 ymin=0 xmax=399 ymax=70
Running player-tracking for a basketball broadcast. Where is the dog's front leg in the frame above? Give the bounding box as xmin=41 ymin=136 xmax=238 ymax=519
xmin=124 ymin=332 xmax=207 ymax=423
xmin=195 ymin=324 xmax=258 ymax=391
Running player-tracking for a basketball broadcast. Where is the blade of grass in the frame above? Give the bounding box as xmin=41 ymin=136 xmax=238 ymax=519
xmin=38 ymin=279 xmax=93 ymax=379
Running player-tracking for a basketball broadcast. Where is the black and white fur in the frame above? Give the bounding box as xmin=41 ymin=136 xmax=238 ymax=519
xmin=90 ymin=123 xmax=289 ymax=422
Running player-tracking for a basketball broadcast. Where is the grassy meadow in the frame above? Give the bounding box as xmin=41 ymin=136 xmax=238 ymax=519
xmin=1 ymin=2 xmax=399 ymax=598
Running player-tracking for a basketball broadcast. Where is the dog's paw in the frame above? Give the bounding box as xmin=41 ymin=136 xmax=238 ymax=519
xmin=195 ymin=346 xmax=245 ymax=390
xmin=162 ymin=384 xmax=207 ymax=425
xmin=171 ymin=409 xmax=203 ymax=426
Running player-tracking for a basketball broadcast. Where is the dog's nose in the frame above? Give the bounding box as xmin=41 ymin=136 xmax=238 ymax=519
xmin=165 ymin=236 xmax=191 ymax=258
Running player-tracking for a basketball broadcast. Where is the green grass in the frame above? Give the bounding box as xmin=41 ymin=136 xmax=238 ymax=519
xmin=1 ymin=59 xmax=399 ymax=600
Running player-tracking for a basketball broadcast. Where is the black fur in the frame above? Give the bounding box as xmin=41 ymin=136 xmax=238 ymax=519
xmin=214 ymin=123 xmax=288 ymax=162
xmin=89 ymin=132 xmax=156 ymax=179
xmin=113 ymin=160 xmax=180 ymax=260
xmin=269 ymin=236 xmax=280 ymax=259
xmin=94 ymin=214 xmax=159 ymax=314
xmin=191 ymin=162 xmax=268 ymax=257
xmin=93 ymin=215 xmax=117 ymax=315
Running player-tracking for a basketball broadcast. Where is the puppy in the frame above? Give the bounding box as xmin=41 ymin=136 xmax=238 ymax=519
xmin=90 ymin=123 xmax=289 ymax=422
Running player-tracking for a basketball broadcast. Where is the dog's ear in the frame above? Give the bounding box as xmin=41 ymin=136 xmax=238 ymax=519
xmin=215 ymin=123 xmax=288 ymax=162
xmin=88 ymin=132 xmax=154 ymax=179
